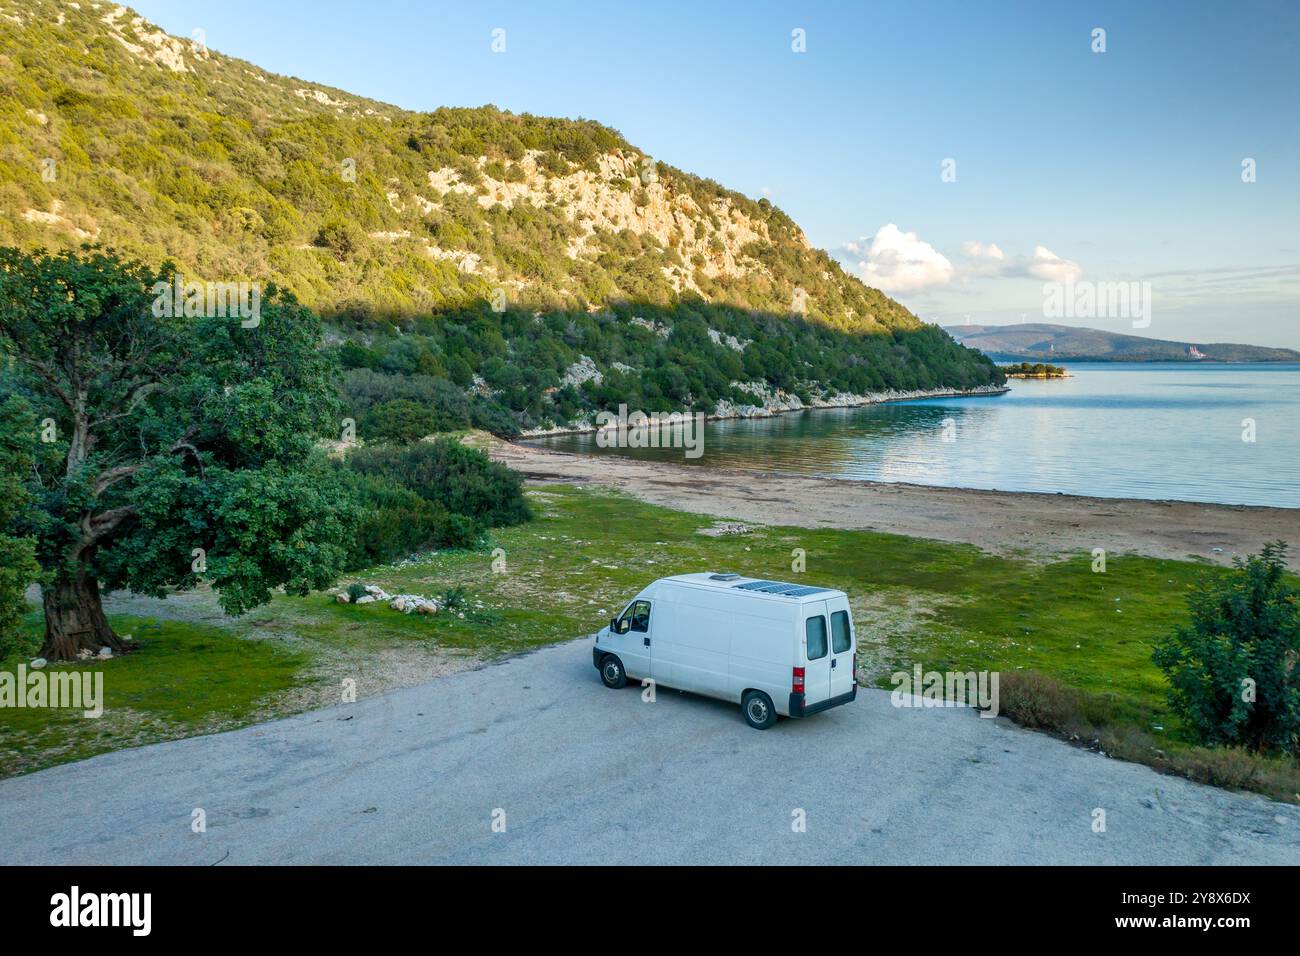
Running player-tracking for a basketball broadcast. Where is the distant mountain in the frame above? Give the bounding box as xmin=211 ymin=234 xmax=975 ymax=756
xmin=945 ymin=324 xmax=1300 ymax=363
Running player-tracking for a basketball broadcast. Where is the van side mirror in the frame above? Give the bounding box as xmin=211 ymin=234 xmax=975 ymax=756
xmin=610 ymin=617 xmax=619 ymax=632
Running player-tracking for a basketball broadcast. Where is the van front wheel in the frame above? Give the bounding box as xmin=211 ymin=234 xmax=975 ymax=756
xmin=742 ymin=690 xmax=777 ymax=730
xmin=599 ymin=654 xmax=627 ymax=689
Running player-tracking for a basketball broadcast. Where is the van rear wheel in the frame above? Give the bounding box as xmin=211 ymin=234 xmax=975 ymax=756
xmin=599 ymin=654 xmax=627 ymax=689
xmin=742 ymin=690 xmax=777 ymax=729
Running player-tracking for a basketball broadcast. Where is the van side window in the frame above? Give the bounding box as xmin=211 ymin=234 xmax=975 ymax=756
xmin=805 ymin=615 xmax=828 ymax=660
xmin=831 ymin=611 xmax=852 ymax=653
xmin=628 ymin=600 xmax=651 ymax=633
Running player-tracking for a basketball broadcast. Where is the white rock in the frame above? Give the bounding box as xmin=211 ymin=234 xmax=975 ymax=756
xmin=336 ymin=593 xmax=351 ymax=603
xmin=355 ymin=595 xmax=375 ymax=605
xmin=30 ymin=658 xmax=47 ymax=669
xmin=97 ymin=647 xmax=113 ymax=659
xmin=562 ymin=355 xmax=603 ymax=388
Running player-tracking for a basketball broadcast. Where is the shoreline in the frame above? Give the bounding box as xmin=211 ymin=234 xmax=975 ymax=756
xmin=520 ymin=384 xmax=1011 ymax=438
xmin=487 ymin=438 xmax=1300 ymax=566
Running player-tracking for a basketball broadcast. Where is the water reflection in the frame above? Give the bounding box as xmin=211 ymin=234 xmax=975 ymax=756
xmin=532 ymin=364 xmax=1300 ymax=507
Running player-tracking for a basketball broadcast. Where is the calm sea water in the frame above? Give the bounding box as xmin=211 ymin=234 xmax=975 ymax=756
xmin=531 ymin=363 xmax=1300 ymax=508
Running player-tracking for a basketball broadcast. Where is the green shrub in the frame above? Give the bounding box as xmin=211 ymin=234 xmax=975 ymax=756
xmin=440 ymin=585 xmax=468 ymax=612
xmin=360 ymin=399 xmax=439 ymax=445
xmin=338 ymin=341 xmax=381 ymax=370
xmin=337 ymin=469 xmax=479 ymax=569
xmin=341 ymin=369 xmax=479 ymax=434
xmin=1153 ymin=542 xmax=1299 ymax=755
xmin=346 ymin=438 xmax=530 ymax=529
xmin=469 ymin=396 xmax=520 ymax=437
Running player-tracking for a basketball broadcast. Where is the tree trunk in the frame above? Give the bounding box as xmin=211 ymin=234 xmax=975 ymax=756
xmin=40 ymin=571 xmax=130 ymax=661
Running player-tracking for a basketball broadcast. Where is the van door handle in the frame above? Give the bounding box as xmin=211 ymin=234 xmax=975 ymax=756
xmin=643 ymin=637 xmax=650 ymax=647
xmin=831 ymin=659 xmax=837 ymax=668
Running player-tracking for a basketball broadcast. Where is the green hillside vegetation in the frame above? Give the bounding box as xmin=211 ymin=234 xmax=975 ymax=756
xmin=0 ymin=0 xmax=1000 ymax=435
xmin=333 ymin=302 xmax=999 ymax=434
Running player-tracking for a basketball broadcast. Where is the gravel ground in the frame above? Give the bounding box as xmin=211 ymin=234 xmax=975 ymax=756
xmin=1 ymin=638 xmax=1296 ymax=865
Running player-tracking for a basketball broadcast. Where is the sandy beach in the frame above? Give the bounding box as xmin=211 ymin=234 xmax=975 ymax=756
xmin=490 ymin=439 xmax=1300 ymax=565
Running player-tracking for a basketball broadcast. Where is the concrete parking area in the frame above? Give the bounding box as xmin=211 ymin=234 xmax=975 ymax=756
xmin=1 ymin=638 xmax=1296 ymax=865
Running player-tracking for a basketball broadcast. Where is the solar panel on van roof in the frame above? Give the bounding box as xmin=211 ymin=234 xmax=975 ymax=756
xmin=732 ymin=580 xmax=830 ymax=598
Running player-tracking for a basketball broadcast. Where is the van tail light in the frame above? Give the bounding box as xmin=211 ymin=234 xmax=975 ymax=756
xmin=792 ymin=667 xmax=805 ymax=693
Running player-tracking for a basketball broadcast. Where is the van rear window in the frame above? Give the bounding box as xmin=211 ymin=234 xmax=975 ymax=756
xmin=831 ymin=611 xmax=852 ymax=653
xmin=805 ymin=616 xmax=828 ymax=660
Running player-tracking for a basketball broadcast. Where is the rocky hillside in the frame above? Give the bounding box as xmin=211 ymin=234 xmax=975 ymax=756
xmin=0 ymin=1 xmax=1001 ymax=434
xmin=3 ymin=0 xmax=921 ymax=335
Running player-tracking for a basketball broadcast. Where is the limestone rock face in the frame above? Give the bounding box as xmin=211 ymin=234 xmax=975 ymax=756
xmin=422 ymin=150 xmax=803 ymax=296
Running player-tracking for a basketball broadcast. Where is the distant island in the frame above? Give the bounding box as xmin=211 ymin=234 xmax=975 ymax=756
xmin=1001 ymin=362 xmax=1070 ymax=379
xmin=947 ymin=323 xmax=1300 ymax=363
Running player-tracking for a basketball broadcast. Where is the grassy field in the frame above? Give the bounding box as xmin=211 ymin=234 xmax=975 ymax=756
xmin=3 ymin=483 xmax=1295 ymax=798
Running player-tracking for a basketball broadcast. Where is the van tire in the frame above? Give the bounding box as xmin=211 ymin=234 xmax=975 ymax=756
xmin=742 ymin=690 xmax=777 ymax=729
xmin=599 ymin=654 xmax=627 ymax=689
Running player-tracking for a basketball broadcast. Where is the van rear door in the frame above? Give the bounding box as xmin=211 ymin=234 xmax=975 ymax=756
xmin=827 ymin=599 xmax=855 ymax=700
xmin=801 ymin=601 xmax=832 ymax=706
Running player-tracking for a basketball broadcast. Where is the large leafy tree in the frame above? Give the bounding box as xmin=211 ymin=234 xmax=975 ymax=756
xmin=0 ymin=247 xmax=355 ymax=660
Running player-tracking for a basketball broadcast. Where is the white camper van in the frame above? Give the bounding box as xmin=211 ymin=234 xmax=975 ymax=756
xmin=592 ymin=573 xmax=857 ymax=729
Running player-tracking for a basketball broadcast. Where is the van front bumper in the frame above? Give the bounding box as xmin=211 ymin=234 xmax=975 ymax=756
xmin=788 ymin=683 xmax=857 ymax=718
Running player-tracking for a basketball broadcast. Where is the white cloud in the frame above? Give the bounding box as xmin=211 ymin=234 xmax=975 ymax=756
xmin=959 ymin=240 xmax=1083 ymax=283
xmin=841 ymin=224 xmax=955 ymax=293
xmin=1027 ymin=245 xmax=1083 ymax=283
xmin=962 ymin=240 xmax=1004 ymax=262
xmin=836 ymin=228 xmax=1085 ymax=296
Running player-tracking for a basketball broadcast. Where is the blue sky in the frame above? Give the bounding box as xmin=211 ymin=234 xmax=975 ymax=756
xmin=131 ymin=0 xmax=1299 ymax=347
